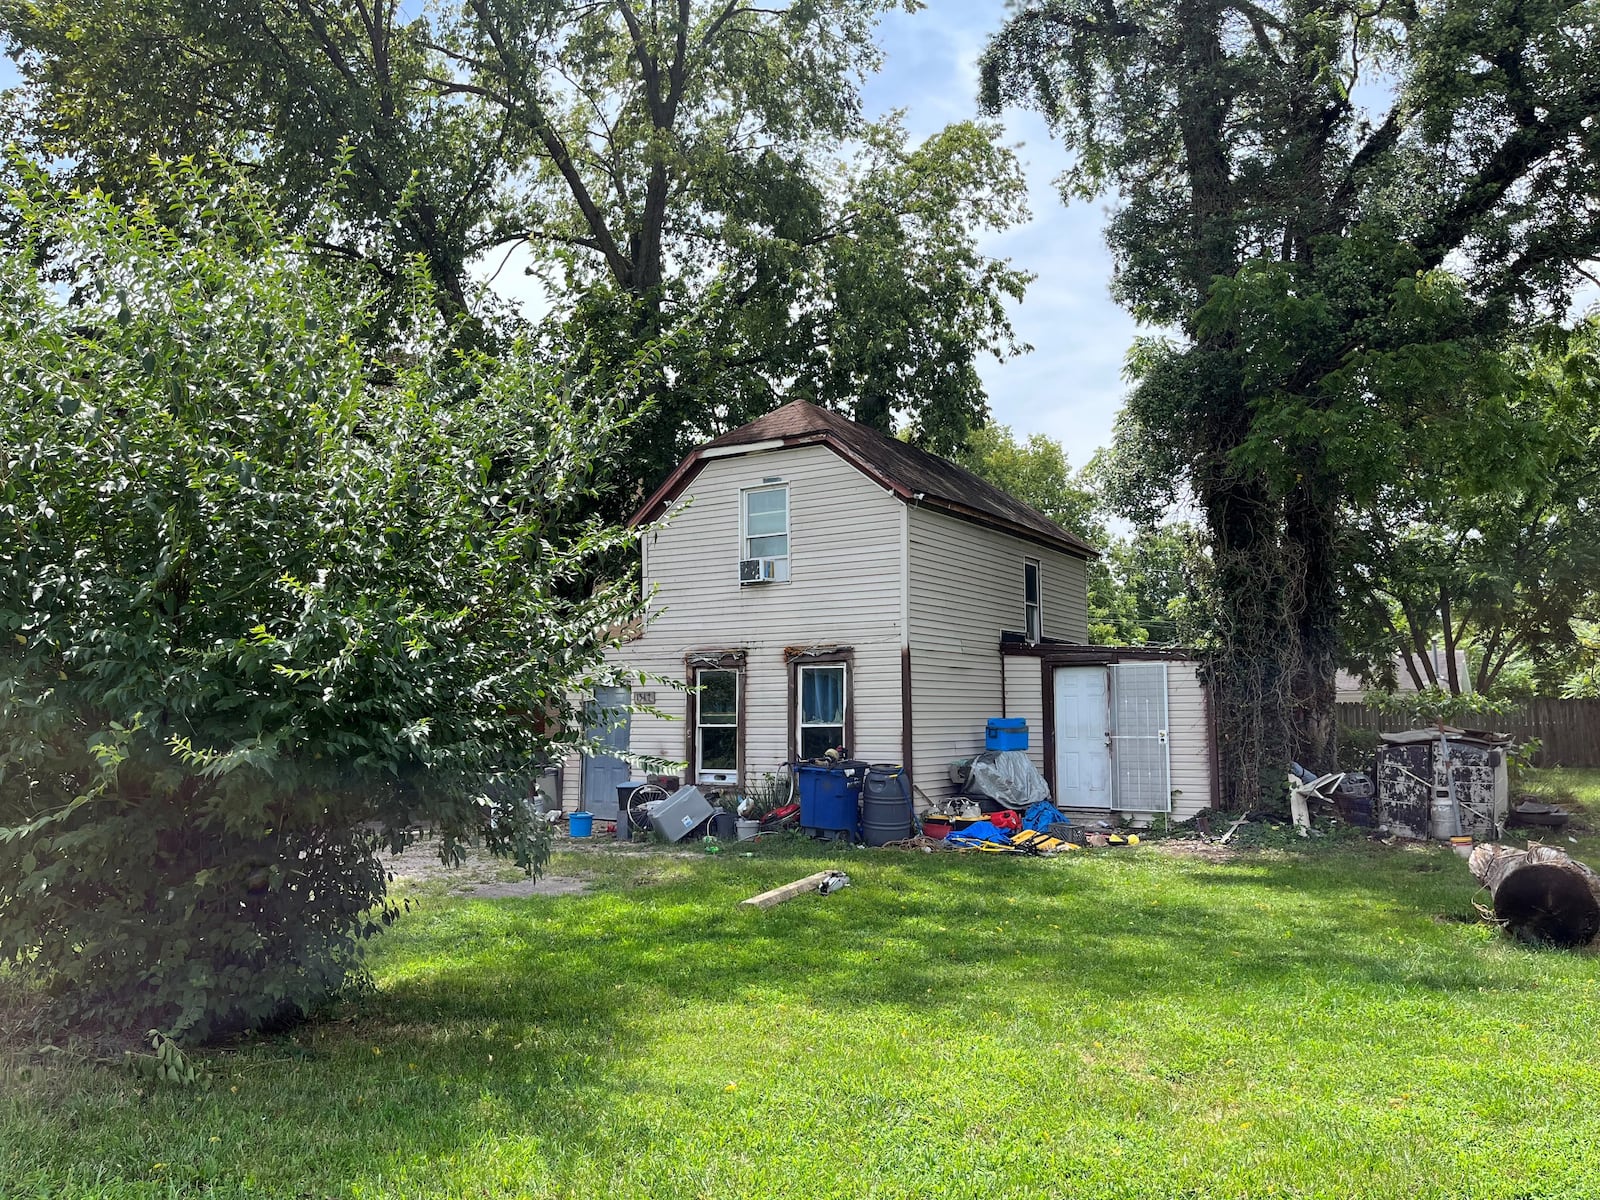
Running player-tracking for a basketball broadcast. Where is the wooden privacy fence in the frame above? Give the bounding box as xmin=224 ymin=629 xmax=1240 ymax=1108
xmin=1336 ymin=699 xmax=1600 ymax=768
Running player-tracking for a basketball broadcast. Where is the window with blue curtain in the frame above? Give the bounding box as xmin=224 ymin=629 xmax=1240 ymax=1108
xmin=798 ymin=664 xmax=846 ymax=758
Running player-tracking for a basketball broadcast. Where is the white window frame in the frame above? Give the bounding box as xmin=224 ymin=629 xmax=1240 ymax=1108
xmin=740 ymin=483 xmax=791 ymax=583
xmin=1024 ymin=558 xmax=1043 ymax=644
xmin=695 ymin=667 xmax=740 ymax=784
xmin=796 ymin=662 xmax=847 ymax=759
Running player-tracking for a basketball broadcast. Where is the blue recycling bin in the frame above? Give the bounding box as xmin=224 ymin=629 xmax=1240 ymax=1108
xmin=796 ymin=762 xmax=864 ymax=841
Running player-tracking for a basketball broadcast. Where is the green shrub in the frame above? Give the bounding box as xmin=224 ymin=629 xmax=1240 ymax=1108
xmin=1362 ymin=686 xmax=1512 ymax=727
xmin=0 ymin=166 xmax=644 ymax=1042
xmin=1335 ymin=724 xmax=1380 ymax=768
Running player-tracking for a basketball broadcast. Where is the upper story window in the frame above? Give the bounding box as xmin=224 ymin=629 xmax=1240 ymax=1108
xmin=740 ymin=484 xmax=790 ymax=583
xmin=1024 ymin=558 xmax=1042 ymax=643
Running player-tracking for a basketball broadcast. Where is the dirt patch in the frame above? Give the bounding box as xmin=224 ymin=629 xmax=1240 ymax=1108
xmin=458 ymin=876 xmax=590 ymax=899
xmin=1151 ymin=837 xmax=1242 ymax=862
xmin=382 ymin=839 xmax=591 ymax=899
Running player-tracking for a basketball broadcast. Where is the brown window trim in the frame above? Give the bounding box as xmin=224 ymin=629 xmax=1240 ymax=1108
xmin=785 ymin=645 xmax=855 ymax=761
xmin=684 ymin=650 xmax=747 ymax=785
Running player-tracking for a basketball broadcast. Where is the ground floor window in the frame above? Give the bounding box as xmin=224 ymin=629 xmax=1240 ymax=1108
xmin=696 ymin=667 xmax=740 ymax=783
xmin=797 ymin=663 xmax=847 ymax=759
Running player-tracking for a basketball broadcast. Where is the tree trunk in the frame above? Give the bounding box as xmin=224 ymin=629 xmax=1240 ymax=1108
xmin=1440 ymin=585 xmax=1462 ymax=694
xmin=1286 ymin=475 xmax=1340 ymax=771
xmin=1469 ymin=843 xmax=1600 ymax=948
xmin=1173 ymin=0 xmax=1297 ymax=811
xmin=853 ymin=393 xmax=893 ymax=434
xmin=1200 ymin=461 xmax=1294 ymax=813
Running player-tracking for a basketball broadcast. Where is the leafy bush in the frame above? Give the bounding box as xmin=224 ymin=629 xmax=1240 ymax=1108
xmin=1335 ymin=723 xmax=1380 ymax=769
xmin=0 ymin=166 xmax=644 ymax=1042
xmin=1361 ymin=686 xmax=1512 ymax=728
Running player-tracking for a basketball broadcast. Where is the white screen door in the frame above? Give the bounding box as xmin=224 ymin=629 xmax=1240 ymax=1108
xmin=1053 ymin=667 xmax=1110 ymax=808
xmin=1110 ymin=662 xmax=1171 ymax=812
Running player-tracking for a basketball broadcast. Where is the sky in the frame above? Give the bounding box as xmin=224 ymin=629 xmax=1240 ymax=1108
xmin=860 ymin=3 xmax=1136 ymax=471
xmin=0 ymin=6 xmax=1137 ymax=470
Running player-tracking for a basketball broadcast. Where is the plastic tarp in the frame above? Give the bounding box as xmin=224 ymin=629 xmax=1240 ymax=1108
xmin=945 ymin=803 xmax=1074 ymax=851
xmin=965 ymin=750 xmax=1051 ymax=810
xmin=1022 ymin=800 xmax=1071 ymax=831
xmin=945 ymin=819 xmax=1018 ymax=848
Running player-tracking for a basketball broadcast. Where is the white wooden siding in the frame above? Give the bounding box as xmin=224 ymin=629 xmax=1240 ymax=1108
xmin=1003 ymin=656 xmax=1048 ymax=779
xmin=561 ymin=444 xmax=906 ymax=808
xmin=906 ymin=506 xmax=1089 ymax=806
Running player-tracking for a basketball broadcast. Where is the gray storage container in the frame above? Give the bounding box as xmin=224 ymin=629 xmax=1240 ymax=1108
xmin=647 ymin=786 xmax=716 ymax=843
xmin=863 ymin=764 xmax=913 ymax=847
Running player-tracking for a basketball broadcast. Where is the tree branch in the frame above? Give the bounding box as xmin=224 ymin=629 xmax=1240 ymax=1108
xmin=465 ymin=0 xmax=634 ymax=285
xmin=702 ymin=3 xmax=785 ymax=46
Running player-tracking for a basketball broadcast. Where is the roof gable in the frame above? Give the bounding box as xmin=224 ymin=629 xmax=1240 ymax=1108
xmin=632 ymin=400 xmax=1098 ymax=560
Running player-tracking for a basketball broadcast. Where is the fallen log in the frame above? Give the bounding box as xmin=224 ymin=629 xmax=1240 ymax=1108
xmin=1468 ymin=844 xmax=1600 ymax=948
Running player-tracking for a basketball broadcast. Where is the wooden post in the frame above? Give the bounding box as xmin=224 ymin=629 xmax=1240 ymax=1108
xmin=739 ymin=871 xmax=844 ymax=910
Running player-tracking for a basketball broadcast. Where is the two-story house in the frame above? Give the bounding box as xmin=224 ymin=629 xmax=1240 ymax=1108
xmin=562 ymin=400 xmax=1215 ymax=824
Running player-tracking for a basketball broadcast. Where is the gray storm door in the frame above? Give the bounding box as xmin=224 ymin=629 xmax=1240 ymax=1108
xmin=1053 ymin=666 xmax=1111 ymax=808
xmin=1109 ymin=662 xmax=1171 ymax=812
xmin=581 ymin=686 xmax=632 ymax=819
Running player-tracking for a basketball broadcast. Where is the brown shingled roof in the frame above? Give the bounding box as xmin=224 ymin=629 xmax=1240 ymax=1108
xmin=632 ymin=399 xmax=1098 ymax=560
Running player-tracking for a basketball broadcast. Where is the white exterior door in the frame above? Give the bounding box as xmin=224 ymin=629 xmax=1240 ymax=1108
xmin=1053 ymin=667 xmax=1110 ymax=808
xmin=1110 ymin=662 xmax=1172 ymax=812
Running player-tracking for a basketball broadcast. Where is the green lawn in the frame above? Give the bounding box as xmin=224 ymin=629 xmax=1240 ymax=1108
xmin=6 ymin=782 xmax=1600 ymax=1200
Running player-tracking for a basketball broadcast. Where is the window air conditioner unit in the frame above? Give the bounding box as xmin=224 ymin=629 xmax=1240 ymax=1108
xmin=739 ymin=557 xmax=781 ymax=585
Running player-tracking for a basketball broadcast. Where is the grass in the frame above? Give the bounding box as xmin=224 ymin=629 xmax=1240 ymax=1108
xmin=6 ymin=777 xmax=1600 ymax=1200
xmin=1518 ymin=765 xmax=1600 ymax=812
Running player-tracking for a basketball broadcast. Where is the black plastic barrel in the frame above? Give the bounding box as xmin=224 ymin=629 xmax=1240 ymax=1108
xmin=862 ymin=764 xmax=913 ymax=847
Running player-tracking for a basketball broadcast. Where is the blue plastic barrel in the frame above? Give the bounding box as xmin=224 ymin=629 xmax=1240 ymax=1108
xmin=796 ymin=762 xmax=863 ymax=841
xmin=569 ymin=811 xmax=594 ymax=838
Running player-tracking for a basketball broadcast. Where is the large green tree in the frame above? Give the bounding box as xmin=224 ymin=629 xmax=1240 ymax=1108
xmin=982 ymin=1 xmax=1600 ymax=806
xmin=1089 ymin=525 xmax=1207 ymax=647
xmin=1344 ymin=320 xmax=1600 ymax=697
xmin=955 ymin=424 xmax=1204 ymax=645
xmin=0 ymin=166 xmax=643 ymax=1041
xmin=1 ymin=0 xmax=1031 ymax=499
xmin=955 ymin=421 xmax=1102 ymax=537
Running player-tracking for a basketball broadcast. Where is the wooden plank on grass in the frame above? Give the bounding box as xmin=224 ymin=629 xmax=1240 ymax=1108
xmin=740 ymin=871 xmax=836 ymax=910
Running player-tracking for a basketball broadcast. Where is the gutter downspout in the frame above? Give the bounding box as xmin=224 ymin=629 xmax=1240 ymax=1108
xmin=900 ymin=497 xmax=914 ymax=791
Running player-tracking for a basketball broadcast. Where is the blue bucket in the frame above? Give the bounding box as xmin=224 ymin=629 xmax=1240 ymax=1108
xmin=569 ymin=811 xmax=594 ymax=838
